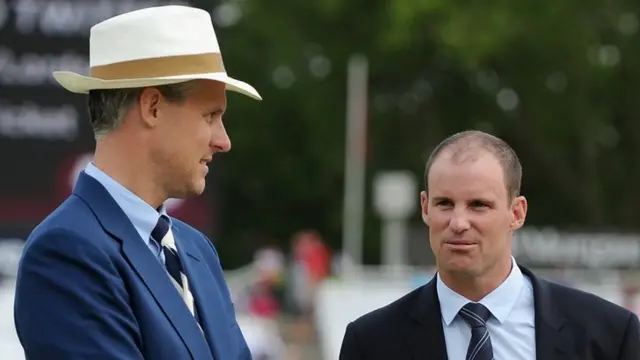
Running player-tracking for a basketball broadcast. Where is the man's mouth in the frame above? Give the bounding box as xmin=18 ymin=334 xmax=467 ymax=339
xmin=445 ymin=240 xmax=476 ymax=245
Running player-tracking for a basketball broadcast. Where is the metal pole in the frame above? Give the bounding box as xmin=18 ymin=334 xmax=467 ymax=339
xmin=381 ymin=218 xmax=408 ymax=276
xmin=341 ymin=54 xmax=368 ymax=277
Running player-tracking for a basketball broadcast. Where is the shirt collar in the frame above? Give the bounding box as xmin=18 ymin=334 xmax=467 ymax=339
xmin=83 ymin=162 xmax=170 ymax=244
xmin=436 ymin=257 xmax=524 ymax=325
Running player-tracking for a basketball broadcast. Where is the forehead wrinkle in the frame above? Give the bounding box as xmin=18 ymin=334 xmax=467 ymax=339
xmin=428 ymin=151 xmax=506 ymax=201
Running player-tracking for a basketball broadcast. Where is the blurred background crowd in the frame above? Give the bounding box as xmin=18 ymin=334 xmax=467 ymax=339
xmin=4 ymin=0 xmax=640 ymax=359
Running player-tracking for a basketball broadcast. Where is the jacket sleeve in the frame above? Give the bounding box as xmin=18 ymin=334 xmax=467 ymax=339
xmin=203 ymin=233 xmax=253 ymax=360
xmin=13 ymin=228 xmax=144 ymax=360
xmin=618 ymin=312 xmax=640 ymax=360
xmin=339 ymin=321 xmax=363 ymax=360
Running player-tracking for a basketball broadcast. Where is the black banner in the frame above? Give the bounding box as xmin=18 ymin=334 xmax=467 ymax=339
xmin=0 ymin=0 xmax=218 ymax=238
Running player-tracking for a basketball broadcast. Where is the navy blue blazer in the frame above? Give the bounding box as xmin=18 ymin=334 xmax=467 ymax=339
xmin=13 ymin=172 xmax=251 ymax=359
xmin=339 ymin=266 xmax=640 ymax=360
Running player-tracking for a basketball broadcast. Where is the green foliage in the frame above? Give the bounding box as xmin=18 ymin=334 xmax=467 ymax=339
xmin=197 ymin=0 xmax=640 ymax=268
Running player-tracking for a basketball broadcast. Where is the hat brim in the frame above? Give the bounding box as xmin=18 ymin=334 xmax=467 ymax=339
xmin=52 ymin=71 xmax=262 ymax=101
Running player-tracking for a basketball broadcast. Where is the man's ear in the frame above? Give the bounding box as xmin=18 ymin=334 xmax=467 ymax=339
xmin=420 ymin=191 xmax=429 ymax=226
xmin=510 ymin=195 xmax=527 ymax=230
xmin=138 ymin=87 xmax=163 ymax=128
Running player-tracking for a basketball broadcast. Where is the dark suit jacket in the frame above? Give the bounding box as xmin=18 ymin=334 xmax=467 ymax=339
xmin=13 ymin=172 xmax=251 ymax=360
xmin=339 ymin=266 xmax=640 ymax=360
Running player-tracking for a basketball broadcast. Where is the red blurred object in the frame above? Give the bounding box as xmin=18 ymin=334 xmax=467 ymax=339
xmin=0 ymin=152 xmax=214 ymax=234
xmin=248 ymin=284 xmax=280 ymax=318
xmin=293 ymin=230 xmax=331 ymax=283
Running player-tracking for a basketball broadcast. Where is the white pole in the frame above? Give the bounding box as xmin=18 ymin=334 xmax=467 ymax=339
xmin=341 ymin=54 xmax=369 ymax=277
xmin=373 ymin=171 xmax=418 ymax=277
xmin=381 ymin=218 xmax=408 ymax=276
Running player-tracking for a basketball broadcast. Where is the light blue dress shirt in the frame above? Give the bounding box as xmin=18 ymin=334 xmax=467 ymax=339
xmin=84 ymin=162 xmax=171 ymax=263
xmin=437 ymin=257 xmax=536 ymax=360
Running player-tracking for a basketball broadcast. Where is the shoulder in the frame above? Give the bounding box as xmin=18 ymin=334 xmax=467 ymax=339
xmin=170 ymin=217 xmax=218 ymax=254
xmin=24 ymin=195 xmax=109 ymax=253
xmin=170 ymin=217 xmax=203 ymax=239
xmin=534 ymin=274 xmax=640 ymax=355
xmin=169 ymin=217 xmax=227 ymax=276
xmin=340 ymin=284 xmax=427 ymax=359
xmin=16 ymin=198 xmax=124 ymax=293
xmin=537 ymin=274 xmax=635 ymax=327
xmin=349 ymin=285 xmax=424 ymax=332
xmin=543 ymin=276 xmax=630 ymax=313
xmin=34 ymin=194 xmax=97 ymax=230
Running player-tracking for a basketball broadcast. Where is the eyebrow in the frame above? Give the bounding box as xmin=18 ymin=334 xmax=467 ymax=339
xmin=430 ymin=196 xmax=495 ymax=204
xmin=202 ymin=105 xmax=225 ymax=115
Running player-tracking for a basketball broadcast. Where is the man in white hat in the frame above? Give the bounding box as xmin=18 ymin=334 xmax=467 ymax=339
xmin=13 ymin=5 xmax=260 ymax=360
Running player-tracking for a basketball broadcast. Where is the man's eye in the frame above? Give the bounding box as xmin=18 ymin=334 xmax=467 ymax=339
xmin=206 ymin=111 xmax=223 ymax=121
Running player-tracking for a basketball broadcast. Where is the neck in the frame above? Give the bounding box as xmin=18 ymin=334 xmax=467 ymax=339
xmin=439 ymin=255 xmax=513 ymax=302
xmin=93 ymin=137 xmax=167 ymax=209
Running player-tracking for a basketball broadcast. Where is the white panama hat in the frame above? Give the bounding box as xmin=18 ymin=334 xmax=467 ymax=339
xmin=52 ymin=5 xmax=262 ymax=101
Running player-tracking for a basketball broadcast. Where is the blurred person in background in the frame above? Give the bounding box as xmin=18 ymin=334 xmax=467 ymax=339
xmin=248 ymin=240 xmax=284 ymax=319
xmin=252 ymin=239 xmax=286 ymax=311
xmin=13 ymin=5 xmax=261 ymax=360
xmin=286 ymin=230 xmax=331 ymax=317
xmin=339 ymin=130 xmax=640 ymax=360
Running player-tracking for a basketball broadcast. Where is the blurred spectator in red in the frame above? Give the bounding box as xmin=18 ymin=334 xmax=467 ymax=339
xmin=248 ymin=281 xmax=280 ymax=319
xmin=295 ymin=230 xmax=331 ymax=283
xmin=287 ymin=230 xmax=332 ymax=316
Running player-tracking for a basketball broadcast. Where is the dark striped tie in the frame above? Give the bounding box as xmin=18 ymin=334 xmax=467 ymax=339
xmin=151 ymin=215 xmax=196 ymax=316
xmin=459 ymin=302 xmax=494 ymax=360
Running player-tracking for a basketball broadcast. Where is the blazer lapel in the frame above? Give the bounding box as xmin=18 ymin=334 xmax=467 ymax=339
xmin=172 ymin=226 xmax=230 ymax=360
xmin=521 ymin=266 xmax=574 ymax=360
xmin=409 ymin=278 xmax=449 ymax=360
xmin=72 ymin=172 xmax=212 ymax=360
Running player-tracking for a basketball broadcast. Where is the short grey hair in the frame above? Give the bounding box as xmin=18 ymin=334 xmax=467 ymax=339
xmin=87 ymin=81 xmax=198 ymax=139
xmin=423 ymin=130 xmax=523 ymax=200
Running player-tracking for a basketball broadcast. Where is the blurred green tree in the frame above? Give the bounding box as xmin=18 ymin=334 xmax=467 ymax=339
xmin=199 ymin=0 xmax=640 ymax=268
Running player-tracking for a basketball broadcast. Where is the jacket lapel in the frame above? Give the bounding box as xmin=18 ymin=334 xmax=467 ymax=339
xmin=172 ymin=226 xmax=230 ymax=360
xmin=409 ymin=278 xmax=449 ymax=360
xmin=73 ymin=172 xmax=212 ymax=360
xmin=521 ymin=266 xmax=574 ymax=360
xmin=403 ymin=265 xmax=578 ymax=360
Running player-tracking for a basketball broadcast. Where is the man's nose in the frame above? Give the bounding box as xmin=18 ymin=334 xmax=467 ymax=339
xmin=448 ymin=210 xmax=471 ymax=233
xmin=211 ymin=123 xmax=231 ymax=153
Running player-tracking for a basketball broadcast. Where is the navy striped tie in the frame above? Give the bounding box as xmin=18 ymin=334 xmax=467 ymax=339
xmin=459 ymin=302 xmax=494 ymax=360
xmin=151 ymin=215 xmax=196 ymax=317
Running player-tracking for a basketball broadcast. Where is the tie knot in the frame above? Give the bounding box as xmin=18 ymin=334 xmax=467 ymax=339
xmin=459 ymin=302 xmax=491 ymax=328
xmin=151 ymin=215 xmax=171 ymax=243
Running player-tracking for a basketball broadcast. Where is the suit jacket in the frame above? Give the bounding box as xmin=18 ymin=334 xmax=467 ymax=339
xmin=339 ymin=266 xmax=640 ymax=360
xmin=13 ymin=172 xmax=250 ymax=360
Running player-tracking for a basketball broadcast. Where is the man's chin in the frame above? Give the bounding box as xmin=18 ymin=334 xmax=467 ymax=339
xmin=440 ymin=255 xmax=479 ymax=275
xmin=170 ymin=182 xmax=206 ymax=200
xmin=189 ymin=182 xmax=206 ymax=196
